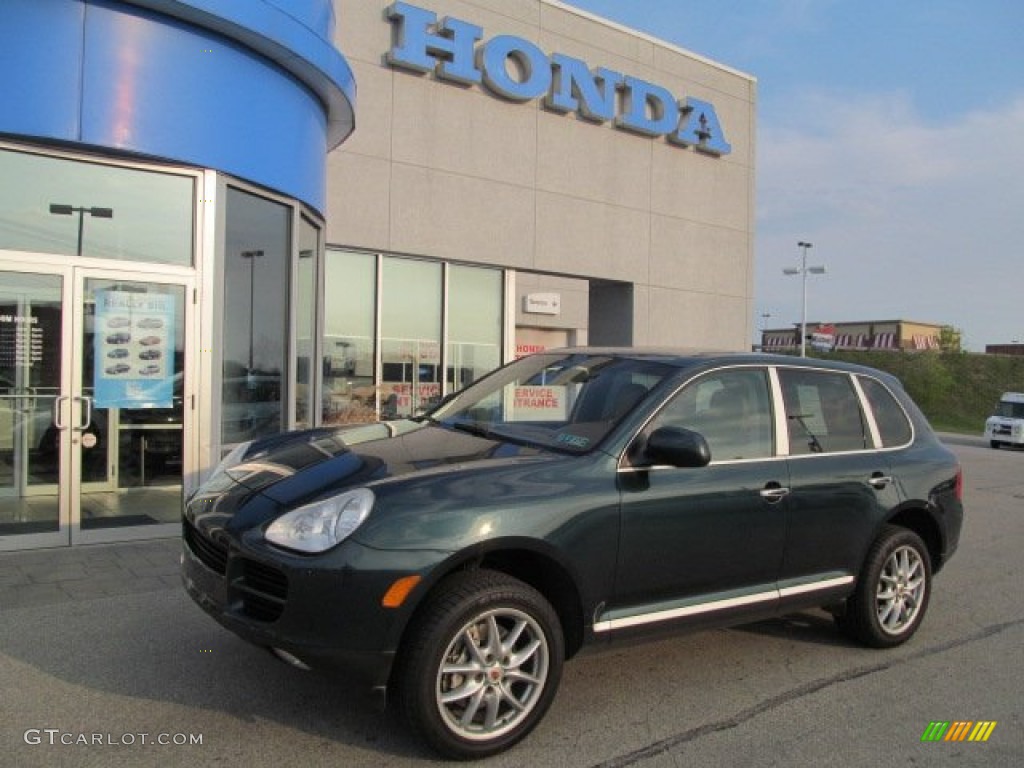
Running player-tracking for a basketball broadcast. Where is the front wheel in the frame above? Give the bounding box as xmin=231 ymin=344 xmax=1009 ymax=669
xmin=837 ymin=525 xmax=932 ymax=648
xmin=990 ymin=440 xmax=1002 ymax=449
xmin=393 ymin=570 xmax=564 ymax=759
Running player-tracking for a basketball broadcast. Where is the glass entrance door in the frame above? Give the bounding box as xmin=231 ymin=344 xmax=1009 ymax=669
xmin=0 ymin=268 xmax=66 ymax=547
xmin=73 ymin=271 xmax=190 ymax=543
xmin=0 ymin=261 xmax=192 ymax=549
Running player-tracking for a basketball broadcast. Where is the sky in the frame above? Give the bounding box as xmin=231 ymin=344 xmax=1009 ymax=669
xmin=564 ymin=0 xmax=1024 ymax=351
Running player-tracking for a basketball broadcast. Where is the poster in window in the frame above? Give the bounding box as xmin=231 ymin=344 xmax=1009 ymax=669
xmin=93 ymin=290 xmax=174 ymax=408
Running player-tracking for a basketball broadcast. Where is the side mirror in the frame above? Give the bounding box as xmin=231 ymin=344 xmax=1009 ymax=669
xmin=644 ymin=426 xmax=711 ymax=468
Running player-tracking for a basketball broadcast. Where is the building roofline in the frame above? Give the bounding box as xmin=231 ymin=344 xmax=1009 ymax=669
xmin=543 ymin=0 xmax=756 ymax=83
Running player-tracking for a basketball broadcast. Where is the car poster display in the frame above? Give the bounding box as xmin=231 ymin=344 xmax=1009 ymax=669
xmin=93 ymin=290 xmax=174 ymax=408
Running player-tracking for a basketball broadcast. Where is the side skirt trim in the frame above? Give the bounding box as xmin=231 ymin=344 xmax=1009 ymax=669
xmin=594 ymin=575 xmax=855 ymax=634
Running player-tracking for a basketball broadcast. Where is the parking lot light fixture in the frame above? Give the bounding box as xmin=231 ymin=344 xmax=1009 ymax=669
xmin=783 ymin=241 xmax=826 ymax=357
xmin=48 ymin=203 xmax=114 ymax=256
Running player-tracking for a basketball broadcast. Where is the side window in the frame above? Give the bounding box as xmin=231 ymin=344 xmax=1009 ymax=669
xmin=648 ymin=368 xmax=773 ymax=461
xmin=778 ymin=369 xmax=868 ymax=454
xmin=859 ymin=376 xmax=913 ymax=447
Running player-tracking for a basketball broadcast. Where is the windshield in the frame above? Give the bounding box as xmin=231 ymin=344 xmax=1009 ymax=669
xmin=428 ymin=353 xmax=673 ymax=453
xmin=996 ymin=400 xmax=1024 ymax=419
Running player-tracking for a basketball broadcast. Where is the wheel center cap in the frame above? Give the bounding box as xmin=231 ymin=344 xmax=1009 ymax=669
xmin=488 ymin=666 xmax=503 ymax=683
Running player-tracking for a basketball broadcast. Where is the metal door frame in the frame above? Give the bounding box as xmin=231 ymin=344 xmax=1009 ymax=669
xmin=0 ymin=255 xmax=196 ymax=549
xmin=71 ymin=265 xmax=196 ymax=545
xmin=0 ymin=259 xmax=71 ymax=550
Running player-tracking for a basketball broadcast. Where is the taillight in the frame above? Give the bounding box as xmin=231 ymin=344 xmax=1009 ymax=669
xmin=954 ymin=466 xmax=963 ymax=501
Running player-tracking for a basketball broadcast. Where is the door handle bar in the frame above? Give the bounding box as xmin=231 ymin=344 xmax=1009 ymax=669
xmin=760 ymin=485 xmax=790 ymax=502
xmin=75 ymin=396 xmax=93 ymax=431
xmin=54 ymin=395 xmax=70 ymax=430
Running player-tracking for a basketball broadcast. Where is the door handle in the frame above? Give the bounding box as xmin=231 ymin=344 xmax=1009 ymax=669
xmin=760 ymin=483 xmax=790 ymax=502
xmin=54 ymin=395 xmax=70 ymax=430
xmin=869 ymin=472 xmax=892 ymax=490
xmin=74 ymin=396 xmax=93 ymax=431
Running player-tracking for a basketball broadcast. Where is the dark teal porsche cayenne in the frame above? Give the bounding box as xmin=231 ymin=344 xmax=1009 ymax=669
xmin=182 ymin=350 xmax=963 ymax=759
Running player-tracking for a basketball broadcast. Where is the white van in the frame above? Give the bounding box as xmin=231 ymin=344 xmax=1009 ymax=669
xmin=984 ymin=392 xmax=1024 ymax=448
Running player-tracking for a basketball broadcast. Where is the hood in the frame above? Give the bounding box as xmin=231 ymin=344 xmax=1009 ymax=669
xmin=186 ymin=420 xmax=550 ymax=532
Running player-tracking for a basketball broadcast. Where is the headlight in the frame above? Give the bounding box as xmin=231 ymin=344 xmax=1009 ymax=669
xmin=264 ymin=488 xmax=374 ymax=553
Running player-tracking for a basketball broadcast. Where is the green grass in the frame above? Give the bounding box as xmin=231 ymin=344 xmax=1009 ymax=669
xmin=799 ymin=349 xmax=1024 ymax=435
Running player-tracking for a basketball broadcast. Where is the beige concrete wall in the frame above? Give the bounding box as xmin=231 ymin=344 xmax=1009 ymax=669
xmin=328 ymin=0 xmax=757 ymax=351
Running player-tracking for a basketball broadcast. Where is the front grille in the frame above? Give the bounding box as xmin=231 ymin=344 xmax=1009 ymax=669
xmin=234 ymin=558 xmax=289 ymax=622
xmin=994 ymin=425 xmax=1011 ymax=436
xmin=184 ymin=521 xmax=228 ymax=575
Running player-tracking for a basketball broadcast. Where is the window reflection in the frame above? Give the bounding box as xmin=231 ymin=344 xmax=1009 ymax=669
xmin=222 ymin=188 xmax=290 ymax=445
xmin=0 ymin=147 xmax=193 ymax=265
xmin=448 ymin=266 xmax=502 ymax=393
xmin=296 ymin=218 xmax=319 ymax=430
xmin=381 ymin=259 xmax=442 ymax=418
xmin=323 ymin=250 xmax=376 ymax=425
xmin=320 ymin=250 xmax=505 ymax=424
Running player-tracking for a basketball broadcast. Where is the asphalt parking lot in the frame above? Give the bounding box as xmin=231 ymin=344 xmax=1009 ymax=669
xmin=1 ymin=434 xmax=1021 ymax=767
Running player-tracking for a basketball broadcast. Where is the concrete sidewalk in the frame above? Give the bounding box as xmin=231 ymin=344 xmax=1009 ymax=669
xmin=0 ymin=537 xmax=181 ymax=611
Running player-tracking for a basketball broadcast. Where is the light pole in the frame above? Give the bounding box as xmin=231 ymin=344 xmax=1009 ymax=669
xmin=759 ymin=312 xmax=771 ymax=351
xmin=240 ymin=250 xmax=264 ymax=379
xmin=783 ymin=241 xmax=826 ymax=357
xmin=49 ymin=203 xmax=114 ymax=256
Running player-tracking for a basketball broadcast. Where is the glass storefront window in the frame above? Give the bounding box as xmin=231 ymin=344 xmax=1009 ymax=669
xmin=0 ymin=147 xmax=194 ymax=265
xmin=323 ymin=250 xmax=376 ymax=425
xmin=381 ymin=259 xmax=442 ymax=418
xmin=295 ymin=217 xmax=319 ymax=430
xmin=221 ymin=187 xmax=290 ymax=445
xmin=320 ymin=250 xmax=506 ymax=424
xmin=448 ymin=266 xmax=502 ymax=392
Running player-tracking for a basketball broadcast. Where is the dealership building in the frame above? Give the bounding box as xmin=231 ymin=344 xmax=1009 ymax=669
xmin=0 ymin=0 xmax=755 ymax=550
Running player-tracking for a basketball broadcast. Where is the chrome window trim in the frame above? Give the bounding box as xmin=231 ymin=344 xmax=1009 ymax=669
xmin=850 ymin=373 xmax=882 ymax=448
xmin=617 ymin=360 xmax=918 ymax=471
xmin=853 ymin=373 xmax=917 ymax=450
xmin=618 ymin=363 xmax=775 ymax=470
xmin=772 ymin=364 xmax=903 ymax=457
xmin=767 ymin=366 xmax=790 ymax=456
xmin=616 ymin=454 xmax=787 ymax=474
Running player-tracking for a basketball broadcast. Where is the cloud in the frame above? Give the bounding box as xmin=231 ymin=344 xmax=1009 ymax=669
xmin=756 ymin=91 xmax=1024 ymax=349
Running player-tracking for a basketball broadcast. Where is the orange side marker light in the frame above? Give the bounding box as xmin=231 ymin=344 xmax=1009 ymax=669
xmin=382 ymin=575 xmax=422 ymax=608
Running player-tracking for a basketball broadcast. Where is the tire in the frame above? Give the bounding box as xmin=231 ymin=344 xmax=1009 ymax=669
xmin=837 ymin=525 xmax=932 ymax=648
xmin=990 ymin=440 xmax=1002 ymax=449
xmin=393 ymin=569 xmax=564 ymax=760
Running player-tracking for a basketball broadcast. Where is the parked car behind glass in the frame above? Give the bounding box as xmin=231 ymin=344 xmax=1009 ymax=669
xmin=182 ymin=350 xmax=963 ymax=759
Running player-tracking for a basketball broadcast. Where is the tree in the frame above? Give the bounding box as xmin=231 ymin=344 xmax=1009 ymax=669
xmin=939 ymin=325 xmax=962 ymax=354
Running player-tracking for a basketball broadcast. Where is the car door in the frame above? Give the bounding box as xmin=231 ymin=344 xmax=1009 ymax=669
xmin=604 ymin=367 xmax=789 ymax=635
xmin=775 ymin=367 xmax=903 ymax=605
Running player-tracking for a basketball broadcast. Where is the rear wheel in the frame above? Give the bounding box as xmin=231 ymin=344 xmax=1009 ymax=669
xmin=837 ymin=525 xmax=932 ymax=648
xmin=393 ymin=570 xmax=564 ymax=759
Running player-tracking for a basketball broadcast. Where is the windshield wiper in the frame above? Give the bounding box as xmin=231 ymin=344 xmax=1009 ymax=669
xmin=446 ymin=420 xmax=543 ymax=449
xmin=448 ymin=420 xmax=494 ymax=439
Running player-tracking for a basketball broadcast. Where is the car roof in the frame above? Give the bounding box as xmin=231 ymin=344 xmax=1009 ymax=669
xmin=546 ymin=347 xmax=903 ymax=384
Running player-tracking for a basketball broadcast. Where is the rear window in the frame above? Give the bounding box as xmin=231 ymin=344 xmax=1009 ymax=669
xmin=858 ymin=376 xmax=913 ymax=447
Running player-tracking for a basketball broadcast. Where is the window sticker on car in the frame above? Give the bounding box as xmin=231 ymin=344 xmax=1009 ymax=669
xmin=512 ymin=385 xmax=568 ymax=421
xmin=556 ymin=433 xmax=590 ymax=449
